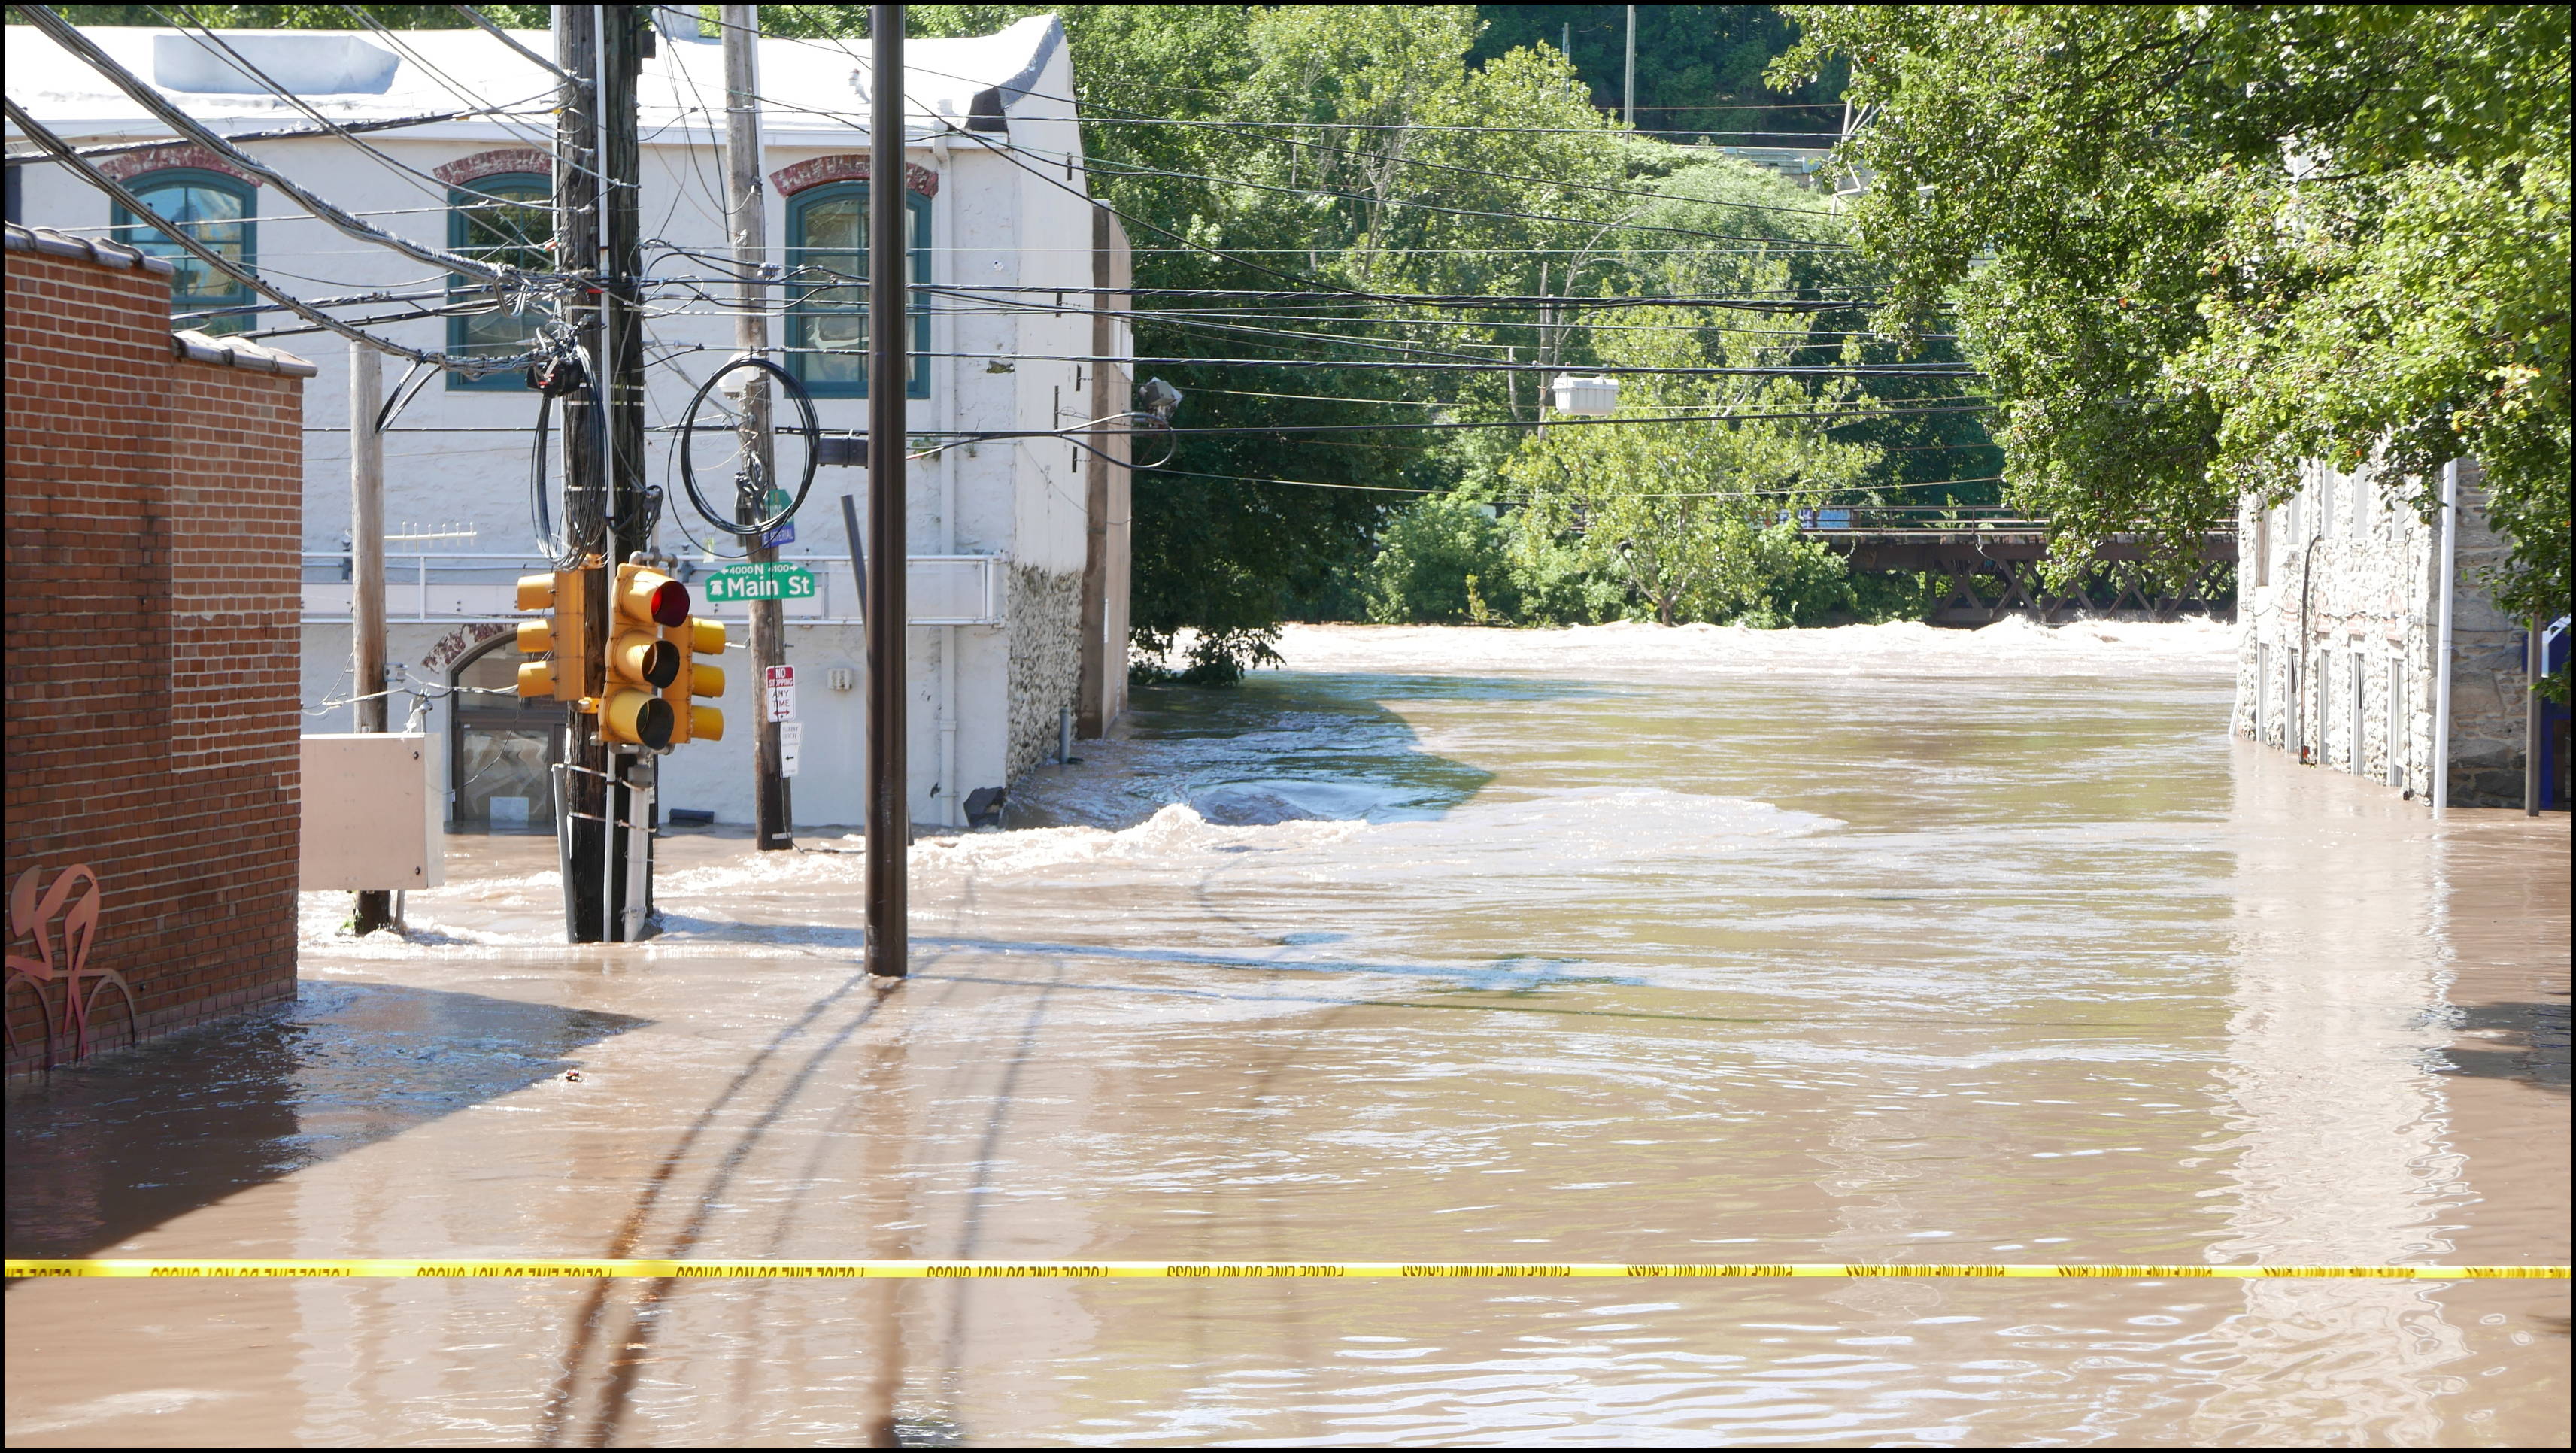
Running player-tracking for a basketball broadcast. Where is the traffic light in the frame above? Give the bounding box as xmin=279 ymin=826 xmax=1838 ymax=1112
xmin=664 ymin=616 xmax=727 ymax=744
xmin=512 ymin=568 xmax=588 ymax=701
xmin=600 ymin=563 xmax=685 ymax=748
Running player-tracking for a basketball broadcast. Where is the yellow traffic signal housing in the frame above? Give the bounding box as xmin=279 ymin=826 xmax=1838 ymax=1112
xmin=513 ymin=569 xmax=587 ymax=701
xmin=663 ymin=615 xmax=727 ymax=744
xmin=596 ymin=563 xmax=689 ymax=749
xmin=613 ymin=563 xmax=689 ymax=629
xmin=599 ymin=685 xmax=675 ymax=749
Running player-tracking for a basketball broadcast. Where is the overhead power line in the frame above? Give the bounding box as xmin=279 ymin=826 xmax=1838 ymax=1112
xmin=5 ymin=96 xmax=532 ymax=373
xmin=1070 ymin=147 xmax=1857 ymax=247
xmin=1139 ymin=463 xmax=1992 ymax=502
xmin=1 ymin=100 xmax=551 ymax=165
xmin=1021 ymin=353 xmax=1977 ymax=378
xmin=786 ymin=32 xmax=1842 ymax=145
xmin=13 ymin=4 xmax=564 ymax=287
xmin=1033 ymin=92 xmax=1849 ymax=222
xmin=340 ymin=4 xmax=616 ymax=188
xmin=950 ymin=402 xmax=1986 ymax=439
xmin=447 ymin=1 xmax=569 ymax=79
xmin=155 ymin=6 xmax=566 ymax=211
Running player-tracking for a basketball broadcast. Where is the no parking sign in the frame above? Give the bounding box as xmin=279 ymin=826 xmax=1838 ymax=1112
xmin=764 ymin=663 xmax=796 ymax=723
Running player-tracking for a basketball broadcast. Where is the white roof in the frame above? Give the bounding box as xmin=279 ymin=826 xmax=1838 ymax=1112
xmin=2 ymin=16 xmax=1067 ymax=147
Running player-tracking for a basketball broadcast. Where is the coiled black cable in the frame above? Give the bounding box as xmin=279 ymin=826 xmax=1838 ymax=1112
xmin=676 ymin=355 xmax=819 ymax=538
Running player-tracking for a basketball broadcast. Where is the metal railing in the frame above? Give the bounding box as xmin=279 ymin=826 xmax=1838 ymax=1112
xmin=300 ymin=550 xmax=1005 ymax=625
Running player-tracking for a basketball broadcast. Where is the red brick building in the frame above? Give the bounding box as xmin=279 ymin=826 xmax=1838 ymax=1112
xmin=5 ymin=221 xmax=311 ymax=1071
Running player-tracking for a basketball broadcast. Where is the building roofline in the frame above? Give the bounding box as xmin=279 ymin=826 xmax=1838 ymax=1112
xmin=5 ymin=217 xmax=175 ymax=275
xmin=171 ymin=326 xmax=319 ymax=377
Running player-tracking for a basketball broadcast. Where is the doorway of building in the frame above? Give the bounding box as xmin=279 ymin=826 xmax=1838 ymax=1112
xmin=450 ymin=634 xmax=560 ymax=833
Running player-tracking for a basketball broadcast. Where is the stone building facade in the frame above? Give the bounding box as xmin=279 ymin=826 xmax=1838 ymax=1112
xmin=2233 ymin=457 xmax=2535 ymax=806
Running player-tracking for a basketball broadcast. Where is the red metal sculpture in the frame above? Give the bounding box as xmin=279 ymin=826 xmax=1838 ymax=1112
xmin=5 ymin=865 xmax=138 ymax=1069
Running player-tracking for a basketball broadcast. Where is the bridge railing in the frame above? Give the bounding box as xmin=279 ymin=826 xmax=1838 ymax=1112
xmin=1780 ymin=505 xmax=2051 ymax=532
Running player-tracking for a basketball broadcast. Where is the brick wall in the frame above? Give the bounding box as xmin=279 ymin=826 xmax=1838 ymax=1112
xmin=5 ymin=229 xmax=310 ymax=1071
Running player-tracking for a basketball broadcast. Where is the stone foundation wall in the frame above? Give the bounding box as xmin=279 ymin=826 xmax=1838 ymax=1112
xmin=1005 ymin=564 xmax=1085 ymax=780
xmin=2443 ymin=469 xmax=2535 ymax=805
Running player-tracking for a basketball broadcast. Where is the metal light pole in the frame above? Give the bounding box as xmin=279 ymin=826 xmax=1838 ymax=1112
xmin=864 ymin=3 xmax=909 ymax=977
xmin=2529 ymin=616 xmax=2544 ymax=815
xmin=1623 ymin=5 xmax=1636 ymax=127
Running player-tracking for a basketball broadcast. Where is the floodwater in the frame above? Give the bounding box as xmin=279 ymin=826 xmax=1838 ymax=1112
xmin=8 ymin=619 xmax=2568 ymax=1448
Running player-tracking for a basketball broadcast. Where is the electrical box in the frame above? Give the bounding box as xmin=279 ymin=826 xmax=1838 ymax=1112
xmin=1549 ymin=373 xmax=1620 ymax=417
xmin=300 ymin=734 xmax=445 ymax=891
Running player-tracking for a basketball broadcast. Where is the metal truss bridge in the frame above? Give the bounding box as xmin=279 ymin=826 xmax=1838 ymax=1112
xmin=1793 ymin=508 xmax=2237 ymax=625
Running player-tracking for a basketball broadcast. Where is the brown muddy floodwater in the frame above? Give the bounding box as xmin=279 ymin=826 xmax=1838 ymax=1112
xmin=8 ymin=620 xmax=2568 ymax=1448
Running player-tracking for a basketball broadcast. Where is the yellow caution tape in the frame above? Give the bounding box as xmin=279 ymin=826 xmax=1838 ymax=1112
xmin=5 ymin=1260 xmax=2567 ymax=1280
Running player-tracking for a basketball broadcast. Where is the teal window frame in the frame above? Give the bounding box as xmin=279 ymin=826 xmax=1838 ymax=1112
xmin=784 ymin=183 xmax=931 ymax=399
xmin=111 ymin=167 xmax=257 ymax=335
xmin=445 ymin=171 xmax=551 ymax=390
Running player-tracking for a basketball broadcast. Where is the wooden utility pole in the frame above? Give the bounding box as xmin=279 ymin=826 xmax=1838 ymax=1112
xmin=349 ymin=341 xmax=394 ymax=934
xmin=722 ymin=2 xmax=793 ymax=851
xmin=602 ymin=5 xmax=652 ymax=939
xmin=554 ymin=5 xmax=611 ymax=941
xmin=864 ymin=2 xmax=909 ymax=977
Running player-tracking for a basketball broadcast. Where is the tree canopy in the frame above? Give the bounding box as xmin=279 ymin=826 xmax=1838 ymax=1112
xmin=52 ymin=3 xmax=1988 ymax=666
xmin=1776 ymin=4 xmax=2571 ymax=641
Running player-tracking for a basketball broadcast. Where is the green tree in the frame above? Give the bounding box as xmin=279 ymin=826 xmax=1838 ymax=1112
xmin=1359 ymin=491 xmax=1511 ymax=623
xmin=828 ymin=5 xmax=1637 ymax=672
xmin=1777 ymin=5 xmax=2570 ymax=657
xmin=1502 ymin=289 xmax=1878 ymax=626
xmin=80 ymin=5 xmax=1979 ymax=655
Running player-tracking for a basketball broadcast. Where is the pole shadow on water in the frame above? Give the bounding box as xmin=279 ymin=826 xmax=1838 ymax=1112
xmin=542 ymin=963 xmax=921 ymax=1448
xmin=549 ymin=671 xmax=1652 ymax=1442
xmin=718 ymin=989 xmax=935 ymax=1447
xmin=4 ymin=981 xmax=646 ymax=1260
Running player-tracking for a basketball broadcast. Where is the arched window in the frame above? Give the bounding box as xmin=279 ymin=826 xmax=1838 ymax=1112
xmin=111 ymin=168 xmax=257 ymax=334
xmin=785 ymin=183 xmax=930 ymax=398
xmin=447 ymin=171 xmax=551 ymax=388
xmin=449 ymin=632 xmax=560 ymax=831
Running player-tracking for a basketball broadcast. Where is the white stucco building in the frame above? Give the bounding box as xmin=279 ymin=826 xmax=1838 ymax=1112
xmin=5 ymin=13 xmax=1132 ymax=833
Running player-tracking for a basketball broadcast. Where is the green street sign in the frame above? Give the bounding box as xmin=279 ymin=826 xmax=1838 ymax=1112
xmin=700 ymin=561 xmax=818 ymax=602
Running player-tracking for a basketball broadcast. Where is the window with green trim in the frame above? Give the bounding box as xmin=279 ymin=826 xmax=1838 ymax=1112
xmin=785 ymin=184 xmax=930 ymax=398
xmin=111 ymin=168 xmax=256 ymax=335
xmin=447 ymin=172 xmax=551 ymax=388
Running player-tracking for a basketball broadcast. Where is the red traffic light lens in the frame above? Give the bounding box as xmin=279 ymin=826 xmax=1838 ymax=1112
xmin=647 ymin=581 xmax=688 ymax=626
